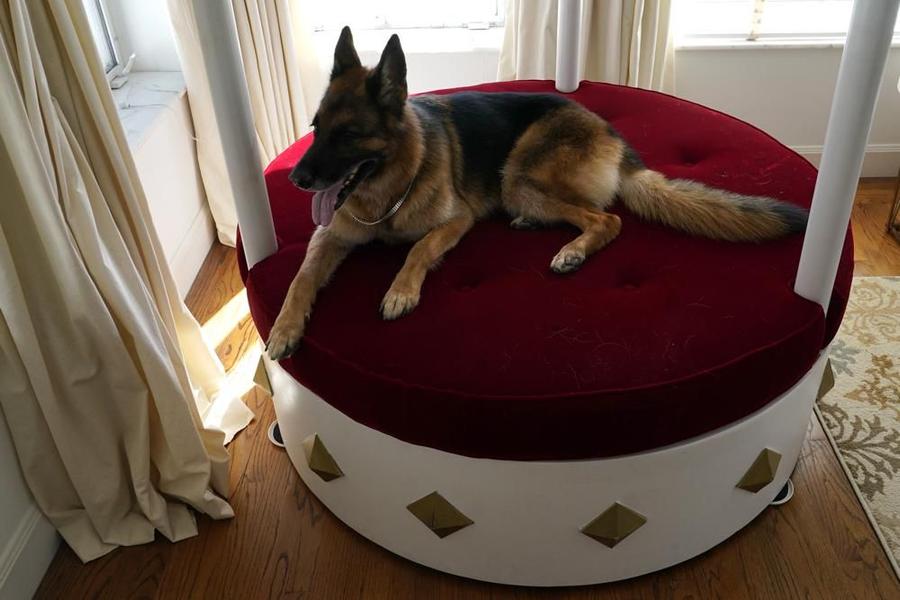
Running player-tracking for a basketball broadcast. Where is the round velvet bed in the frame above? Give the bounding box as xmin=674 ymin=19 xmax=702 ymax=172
xmin=191 ymin=0 xmax=897 ymax=587
xmin=236 ymin=80 xmax=851 ymax=585
xmin=241 ymin=79 xmax=853 ymax=462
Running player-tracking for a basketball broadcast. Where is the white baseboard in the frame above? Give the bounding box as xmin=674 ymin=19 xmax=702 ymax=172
xmin=170 ymin=206 xmax=216 ymax=299
xmin=0 ymin=506 xmax=59 ymax=600
xmin=791 ymin=143 xmax=900 ymax=178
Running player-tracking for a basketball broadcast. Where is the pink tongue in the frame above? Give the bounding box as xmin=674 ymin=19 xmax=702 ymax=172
xmin=312 ymin=184 xmax=341 ymax=227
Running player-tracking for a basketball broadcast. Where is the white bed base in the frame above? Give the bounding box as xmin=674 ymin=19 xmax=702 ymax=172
xmin=263 ymin=350 xmax=828 ymax=586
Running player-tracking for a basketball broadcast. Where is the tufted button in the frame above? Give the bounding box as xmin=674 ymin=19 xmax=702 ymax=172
xmin=679 ymin=150 xmax=705 ymax=166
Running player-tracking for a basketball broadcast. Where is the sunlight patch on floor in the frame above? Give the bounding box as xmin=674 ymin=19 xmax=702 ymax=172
xmin=201 ymin=288 xmax=250 ymax=348
xmin=202 ymin=340 xmax=263 ymax=444
xmin=197 ymin=285 xmax=264 ymax=438
xmin=221 ymin=335 xmax=261 ymax=393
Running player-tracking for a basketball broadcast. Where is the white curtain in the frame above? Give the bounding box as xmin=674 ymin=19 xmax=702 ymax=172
xmin=499 ymin=0 xmax=675 ymax=92
xmin=0 ymin=0 xmax=253 ymax=562
xmin=168 ymin=0 xmax=325 ymax=246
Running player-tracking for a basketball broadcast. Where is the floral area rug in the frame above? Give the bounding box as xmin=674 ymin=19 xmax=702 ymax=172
xmin=816 ymin=276 xmax=900 ymax=578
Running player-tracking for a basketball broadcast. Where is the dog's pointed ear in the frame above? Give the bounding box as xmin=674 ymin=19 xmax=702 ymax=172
xmin=367 ymin=34 xmax=407 ymax=113
xmin=332 ymin=26 xmax=361 ymax=80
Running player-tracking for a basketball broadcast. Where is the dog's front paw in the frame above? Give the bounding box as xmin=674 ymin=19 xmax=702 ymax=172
xmin=550 ymin=247 xmax=585 ymax=274
xmin=380 ymin=287 xmax=420 ymax=320
xmin=266 ymin=317 xmax=306 ymax=360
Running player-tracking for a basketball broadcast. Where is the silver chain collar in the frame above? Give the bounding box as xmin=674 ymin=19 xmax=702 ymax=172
xmin=349 ymin=173 xmax=418 ymax=226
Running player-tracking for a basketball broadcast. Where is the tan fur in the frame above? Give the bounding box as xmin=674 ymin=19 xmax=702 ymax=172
xmin=266 ymin=33 xmax=804 ymax=360
xmin=268 ymin=90 xmax=466 ymax=357
xmin=507 ymin=106 xmax=624 ymax=211
xmin=381 ymin=213 xmax=474 ymax=319
xmin=266 ymin=227 xmax=354 ymax=359
xmin=619 ymin=170 xmax=791 ymax=241
xmin=499 ymin=106 xmax=626 ymax=273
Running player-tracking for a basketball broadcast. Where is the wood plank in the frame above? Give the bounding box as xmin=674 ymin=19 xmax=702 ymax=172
xmin=851 ymin=178 xmax=900 ymax=277
xmin=34 ymin=180 xmax=900 ymax=599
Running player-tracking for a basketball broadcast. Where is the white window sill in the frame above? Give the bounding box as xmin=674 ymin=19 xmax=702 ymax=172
xmin=111 ymin=71 xmax=186 ymax=150
xmin=312 ymin=27 xmax=503 ymax=56
xmin=677 ymin=36 xmax=900 ymax=51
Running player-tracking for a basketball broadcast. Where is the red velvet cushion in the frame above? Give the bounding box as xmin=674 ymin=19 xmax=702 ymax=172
xmin=239 ymin=80 xmax=853 ymax=460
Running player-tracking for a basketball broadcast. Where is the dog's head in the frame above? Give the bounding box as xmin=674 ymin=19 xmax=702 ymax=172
xmin=289 ymin=27 xmax=408 ymax=225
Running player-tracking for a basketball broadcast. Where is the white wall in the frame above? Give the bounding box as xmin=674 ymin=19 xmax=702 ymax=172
xmin=366 ymin=48 xmax=500 ymax=93
xmin=130 ymin=92 xmax=216 ymax=297
xmin=0 ymin=414 xmax=58 ymax=600
xmin=312 ymin=28 xmax=503 ymax=94
xmin=104 ymin=0 xmax=181 ymax=71
xmin=113 ymin=72 xmax=215 ymax=298
xmin=676 ymin=46 xmax=900 ymax=177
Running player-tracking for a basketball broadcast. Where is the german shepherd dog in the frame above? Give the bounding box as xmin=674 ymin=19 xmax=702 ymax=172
xmin=266 ymin=27 xmax=807 ymax=360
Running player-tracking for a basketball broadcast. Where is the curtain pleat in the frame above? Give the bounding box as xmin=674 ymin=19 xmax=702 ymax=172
xmin=0 ymin=0 xmax=252 ymax=562
xmin=169 ymin=0 xmax=324 ymax=246
xmin=498 ymin=0 xmax=674 ymax=92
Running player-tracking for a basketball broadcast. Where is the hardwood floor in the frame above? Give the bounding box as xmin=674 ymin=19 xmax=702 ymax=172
xmin=35 ymin=181 xmax=900 ymax=599
xmin=850 ymin=178 xmax=900 ymax=276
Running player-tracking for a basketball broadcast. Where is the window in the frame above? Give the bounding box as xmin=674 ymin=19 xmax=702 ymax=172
xmin=308 ymin=0 xmax=505 ymax=32
xmin=306 ymin=1 xmax=505 ymax=93
xmin=82 ymin=0 xmax=118 ymax=73
xmin=678 ymin=0 xmax=900 ymax=45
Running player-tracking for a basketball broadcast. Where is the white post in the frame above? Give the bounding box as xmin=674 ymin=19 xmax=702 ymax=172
xmin=794 ymin=0 xmax=899 ymax=309
xmin=191 ymin=0 xmax=277 ymax=268
xmin=556 ymin=0 xmax=582 ymax=92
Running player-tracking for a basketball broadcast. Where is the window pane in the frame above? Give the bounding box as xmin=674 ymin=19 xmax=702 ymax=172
xmin=677 ymin=0 xmax=754 ymax=39
xmin=759 ymin=0 xmax=853 ymax=37
xmin=81 ymin=0 xmax=117 ymax=72
xmin=679 ymin=0 xmax=900 ymax=40
xmin=307 ymin=0 xmax=505 ymax=30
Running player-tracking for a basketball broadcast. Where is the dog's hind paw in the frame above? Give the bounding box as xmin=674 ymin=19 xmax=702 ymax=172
xmin=381 ymin=287 xmax=420 ymax=320
xmin=266 ymin=319 xmax=305 ymax=360
xmin=550 ymin=248 xmax=585 ymax=274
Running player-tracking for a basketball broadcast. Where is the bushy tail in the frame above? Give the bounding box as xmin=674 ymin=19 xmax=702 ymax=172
xmin=618 ymin=169 xmax=807 ymax=242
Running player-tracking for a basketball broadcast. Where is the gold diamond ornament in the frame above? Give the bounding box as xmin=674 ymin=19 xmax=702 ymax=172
xmin=301 ymin=433 xmax=344 ymax=481
xmin=736 ymin=448 xmax=782 ymax=493
xmin=581 ymin=502 xmax=647 ymax=548
xmin=407 ymin=491 xmax=474 ymax=538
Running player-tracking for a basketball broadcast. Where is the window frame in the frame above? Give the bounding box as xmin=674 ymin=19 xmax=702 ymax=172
xmin=83 ymin=0 xmax=122 ymax=80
